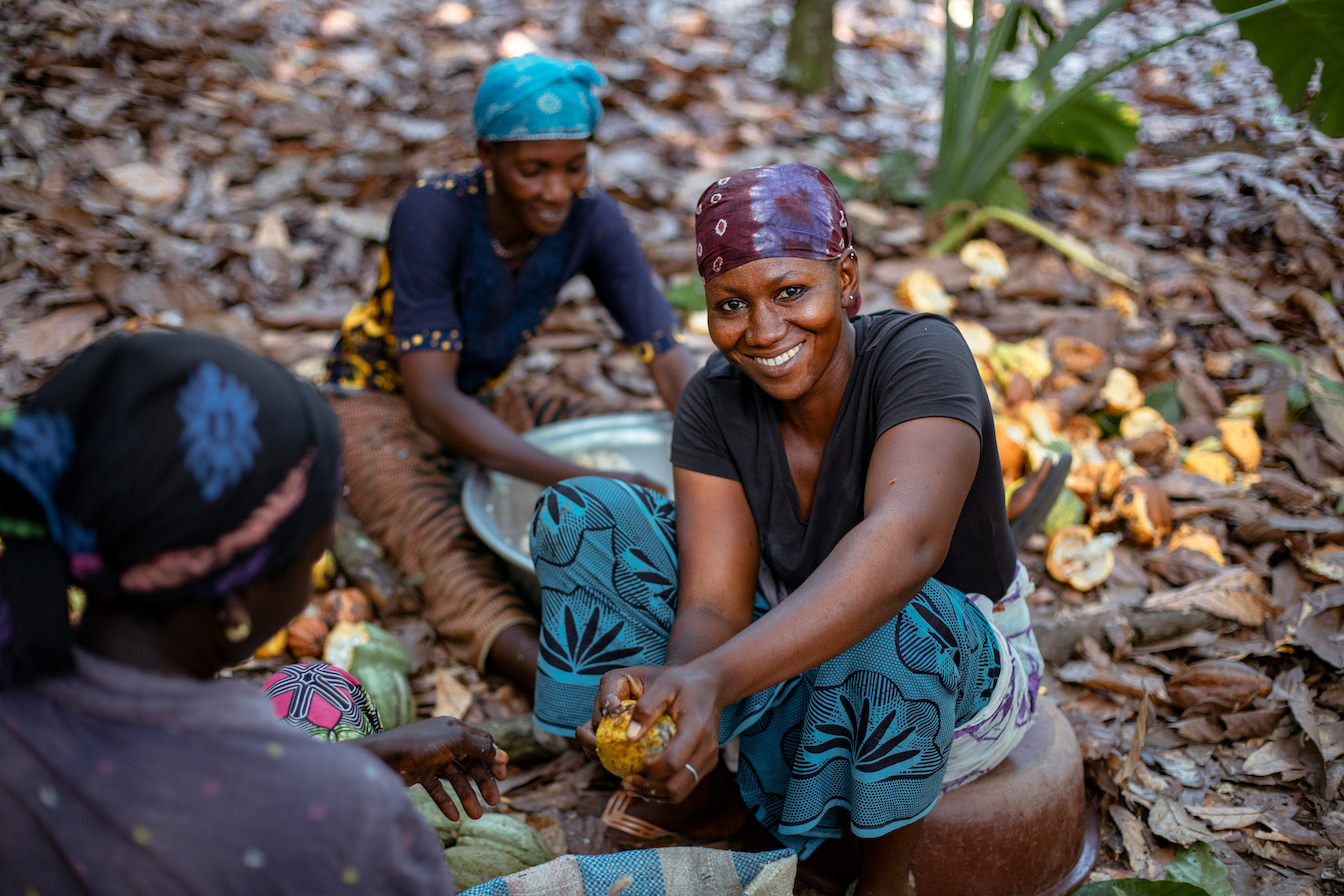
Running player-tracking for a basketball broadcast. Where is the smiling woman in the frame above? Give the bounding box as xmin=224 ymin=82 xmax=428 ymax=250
xmin=325 ymin=54 xmax=695 ymax=692
xmin=531 ymin=164 xmax=1046 ymax=896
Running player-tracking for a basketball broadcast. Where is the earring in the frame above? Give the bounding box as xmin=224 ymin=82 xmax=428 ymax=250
xmin=484 ymin=168 xmax=496 ymax=197
xmin=220 ymin=603 xmax=252 ymax=643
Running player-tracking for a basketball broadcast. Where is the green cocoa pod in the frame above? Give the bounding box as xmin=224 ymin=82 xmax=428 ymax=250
xmin=408 ymin=784 xmax=462 ymax=844
xmin=348 ymin=658 xmax=414 ymax=729
xmin=1041 ymin=487 xmax=1085 ymax=537
xmin=443 ymin=845 xmax=528 ymax=889
xmin=352 ymin=623 xmax=414 ymax=673
xmin=455 ymin=813 xmax=555 ymax=868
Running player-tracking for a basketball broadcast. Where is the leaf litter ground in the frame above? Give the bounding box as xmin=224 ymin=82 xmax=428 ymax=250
xmin=0 ymin=0 xmax=1342 ymax=893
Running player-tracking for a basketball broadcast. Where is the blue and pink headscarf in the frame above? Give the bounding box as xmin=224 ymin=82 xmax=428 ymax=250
xmin=694 ymin=162 xmax=861 ymax=316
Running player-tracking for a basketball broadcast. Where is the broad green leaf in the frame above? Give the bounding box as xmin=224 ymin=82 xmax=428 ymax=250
xmin=1074 ymin=880 xmax=1210 ymax=896
xmin=1145 ymin=380 xmax=1185 ymax=424
xmin=932 ymin=0 xmax=1286 ymax=209
xmin=982 ymin=80 xmax=1139 ymax=163
xmin=982 ymin=170 xmax=1032 ymax=212
xmin=1166 ymin=843 xmax=1235 ymax=896
xmin=1028 ymin=90 xmax=1140 ymax=163
xmin=665 ymin=277 xmax=705 ymax=312
xmin=1211 ymin=0 xmax=1344 ymax=137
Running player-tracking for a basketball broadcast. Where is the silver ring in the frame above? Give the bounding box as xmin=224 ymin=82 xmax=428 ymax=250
xmin=684 ymin=763 xmax=700 ymax=786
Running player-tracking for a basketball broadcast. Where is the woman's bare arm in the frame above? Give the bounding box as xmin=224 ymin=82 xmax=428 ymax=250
xmin=662 ymin=466 xmax=761 ymax=666
xmin=646 ymin=345 xmax=695 ymax=414
xmin=401 ymin=350 xmax=596 ymax=487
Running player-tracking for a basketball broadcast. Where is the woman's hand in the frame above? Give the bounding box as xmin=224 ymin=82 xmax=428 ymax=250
xmin=357 ymin=718 xmax=509 ymax=821
xmin=581 ymin=664 xmax=724 ymax=805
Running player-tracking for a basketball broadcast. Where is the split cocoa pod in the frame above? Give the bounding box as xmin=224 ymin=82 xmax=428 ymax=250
xmin=321 ymin=587 xmax=374 ymax=628
xmin=1090 ymin=477 xmax=1172 ymax=548
xmin=594 ymin=699 xmax=677 ymax=778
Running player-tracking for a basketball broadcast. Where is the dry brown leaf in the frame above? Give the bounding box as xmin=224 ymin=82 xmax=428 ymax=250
xmin=1142 ymin=566 xmax=1270 ymax=627
xmin=4 ymin=303 xmax=105 ymax=364
xmin=1241 ymin=738 xmax=1305 ymax=777
xmin=1221 ymin=708 xmax=1284 ymax=740
xmin=1108 ymin=804 xmax=1153 ymax=873
xmin=1295 ymin=544 xmax=1344 ymax=583
xmin=1168 ymin=660 xmax=1271 ymax=713
xmin=1117 ymin=695 xmax=1152 ymax=785
xmin=1275 ymin=666 xmax=1326 ymax=760
xmin=1185 ymin=805 xmax=1263 ymax=830
xmin=106 ymin=162 xmax=185 ymax=205
xmin=433 ymin=667 xmax=474 ymax=720
xmin=1148 ymin=796 xmax=1222 ymax=845
xmin=1257 ymin=814 xmax=1334 ymax=848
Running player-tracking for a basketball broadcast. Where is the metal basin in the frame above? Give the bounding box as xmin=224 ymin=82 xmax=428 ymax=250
xmin=462 ymin=412 xmax=674 ymax=601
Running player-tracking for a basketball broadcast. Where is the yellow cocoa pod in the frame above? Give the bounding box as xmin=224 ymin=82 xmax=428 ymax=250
xmin=594 ymin=699 xmax=676 ymax=778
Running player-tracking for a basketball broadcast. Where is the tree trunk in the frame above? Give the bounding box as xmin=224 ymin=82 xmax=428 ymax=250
xmin=782 ymin=0 xmax=835 ymax=94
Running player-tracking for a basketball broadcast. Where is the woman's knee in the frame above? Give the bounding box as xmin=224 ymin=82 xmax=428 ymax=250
xmin=531 ymin=476 xmax=655 ymax=544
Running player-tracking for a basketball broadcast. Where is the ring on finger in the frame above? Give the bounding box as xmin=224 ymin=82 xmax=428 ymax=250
xmin=684 ymin=763 xmax=700 ymax=786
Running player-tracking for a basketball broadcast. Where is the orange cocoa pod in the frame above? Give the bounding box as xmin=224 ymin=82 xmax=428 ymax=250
xmin=287 ymin=615 xmax=330 ymax=659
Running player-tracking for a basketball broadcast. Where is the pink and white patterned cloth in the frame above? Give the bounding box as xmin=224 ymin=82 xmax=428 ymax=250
xmin=943 ymin=561 xmax=1043 ymax=790
xmin=693 ymin=162 xmax=862 ymax=316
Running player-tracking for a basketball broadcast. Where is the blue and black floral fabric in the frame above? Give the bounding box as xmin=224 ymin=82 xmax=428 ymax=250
xmin=530 ymin=477 xmax=1001 ymax=858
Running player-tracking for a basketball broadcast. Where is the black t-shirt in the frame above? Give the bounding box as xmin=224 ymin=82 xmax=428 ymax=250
xmin=670 ymin=309 xmax=1016 ymax=600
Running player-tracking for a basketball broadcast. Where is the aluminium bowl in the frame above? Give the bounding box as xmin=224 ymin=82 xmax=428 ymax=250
xmin=461 ymin=411 xmax=674 ymax=602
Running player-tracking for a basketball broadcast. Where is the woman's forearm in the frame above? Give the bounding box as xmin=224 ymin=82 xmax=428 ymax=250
xmin=664 ymin=604 xmax=752 ymax=667
xmin=693 ymin=510 xmax=945 ymax=708
xmin=412 ymin=388 xmax=589 ymax=486
xmin=647 ymin=346 xmax=694 ymax=413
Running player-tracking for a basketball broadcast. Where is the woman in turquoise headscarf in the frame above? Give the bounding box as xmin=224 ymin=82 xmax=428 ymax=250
xmin=327 ymin=55 xmax=694 ymax=693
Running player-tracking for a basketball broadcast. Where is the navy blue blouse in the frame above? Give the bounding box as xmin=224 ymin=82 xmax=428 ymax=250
xmin=329 ymin=169 xmax=682 ymax=395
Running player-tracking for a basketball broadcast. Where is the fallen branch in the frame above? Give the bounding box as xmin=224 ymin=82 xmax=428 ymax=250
xmin=926 ymin=205 xmax=1141 ymax=291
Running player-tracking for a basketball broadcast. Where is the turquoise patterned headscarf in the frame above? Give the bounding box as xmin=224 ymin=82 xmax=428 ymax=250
xmin=472 ymin=54 xmax=604 ymax=142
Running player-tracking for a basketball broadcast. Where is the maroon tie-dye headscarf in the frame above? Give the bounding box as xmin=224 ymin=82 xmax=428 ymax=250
xmin=694 ymin=162 xmax=860 ymax=316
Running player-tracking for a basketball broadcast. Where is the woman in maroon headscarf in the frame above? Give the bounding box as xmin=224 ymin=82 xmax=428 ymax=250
xmin=527 ymin=163 xmax=1045 ymax=895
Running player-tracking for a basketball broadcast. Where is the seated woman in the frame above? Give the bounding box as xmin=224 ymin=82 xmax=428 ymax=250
xmin=327 ymin=53 xmax=694 ymax=693
xmin=0 ymin=332 xmax=505 ymax=894
xmin=529 ymin=164 xmax=1043 ymax=896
